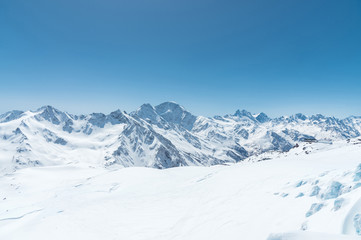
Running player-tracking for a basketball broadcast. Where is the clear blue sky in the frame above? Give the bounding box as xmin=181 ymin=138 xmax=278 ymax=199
xmin=1 ymin=0 xmax=360 ymax=117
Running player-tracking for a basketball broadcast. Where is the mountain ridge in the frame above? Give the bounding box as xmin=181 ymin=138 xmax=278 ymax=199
xmin=0 ymin=102 xmax=360 ymax=172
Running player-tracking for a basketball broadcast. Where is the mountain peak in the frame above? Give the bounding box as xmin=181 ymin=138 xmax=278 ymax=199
xmin=293 ymin=113 xmax=307 ymax=121
xmin=139 ymin=103 xmax=154 ymax=110
xmin=155 ymin=102 xmax=196 ymax=130
xmin=35 ymin=105 xmax=71 ymax=125
xmin=136 ymin=103 xmax=156 ymax=115
xmin=310 ymin=114 xmax=326 ymax=121
xmin=132 ymin=103 xmax=160 ymax=123
xmin=37 ymin=105 xmax=60 ymax=112
xmin=155 ymin=101 xmax=185 ymax=112
xmin=233 ymin=109 xmax=254 ymax=119
xmin=256 ymin=112 xmax=271 ymax=123
xmin=0 ymin=110 xmax=24 ymax=123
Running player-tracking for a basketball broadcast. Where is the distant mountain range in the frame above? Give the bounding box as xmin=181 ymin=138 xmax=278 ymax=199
xmin=0 ymin=102 xmax=360 ymax=171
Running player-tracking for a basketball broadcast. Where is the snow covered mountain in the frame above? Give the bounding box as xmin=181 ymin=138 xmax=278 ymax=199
xmin=0 ymin=102 xmax=360 ymax=172
xmin=2 ymin=103 xmax=361 ymax=239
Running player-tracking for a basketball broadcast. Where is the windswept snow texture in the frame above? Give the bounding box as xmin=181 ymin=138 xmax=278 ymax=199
xmin=1 ymin=102 xmax=361 ymax=172
xmin=267 ymin=231 xmax=361 ymax=240
xmin=2 ymin=141 xmax=361 ymax=239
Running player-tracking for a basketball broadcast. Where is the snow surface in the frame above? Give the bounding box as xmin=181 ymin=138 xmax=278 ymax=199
xmin=2 ymin=140 xmax=361 ymax=239
xmin=267 ymin=231 xmax=361 ymax=240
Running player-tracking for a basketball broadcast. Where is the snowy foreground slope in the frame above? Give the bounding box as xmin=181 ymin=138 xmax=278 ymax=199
xmin=2 ymin=140 xmax=361 ymax=239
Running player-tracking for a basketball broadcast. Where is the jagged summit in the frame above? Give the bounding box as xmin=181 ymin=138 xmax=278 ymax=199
xmin=256 ymin=112 xmax=271 ymax=123
xmin=293 ymin=113 xmax=307 ymax=121
xmin=233 ymin=109 xmax=254 ymax=119
xmin=0 ymin=110 xmax=24 ymax=123
xmin=37 ymin=105 xmax=59 ymax=112
xmin=154 ymin=102 xmax=197 ymax=131
xmin=132 ymin=103 xmax=160 ymax=124
xmin=310 ymin=114 xmax=326 ymax=121
xmin=35 ymin=105 xmax=72 ymax=125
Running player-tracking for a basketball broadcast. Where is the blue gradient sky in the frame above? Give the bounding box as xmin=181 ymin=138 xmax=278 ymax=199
xmin=1 ymin=0 xmax=361 ymax=117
